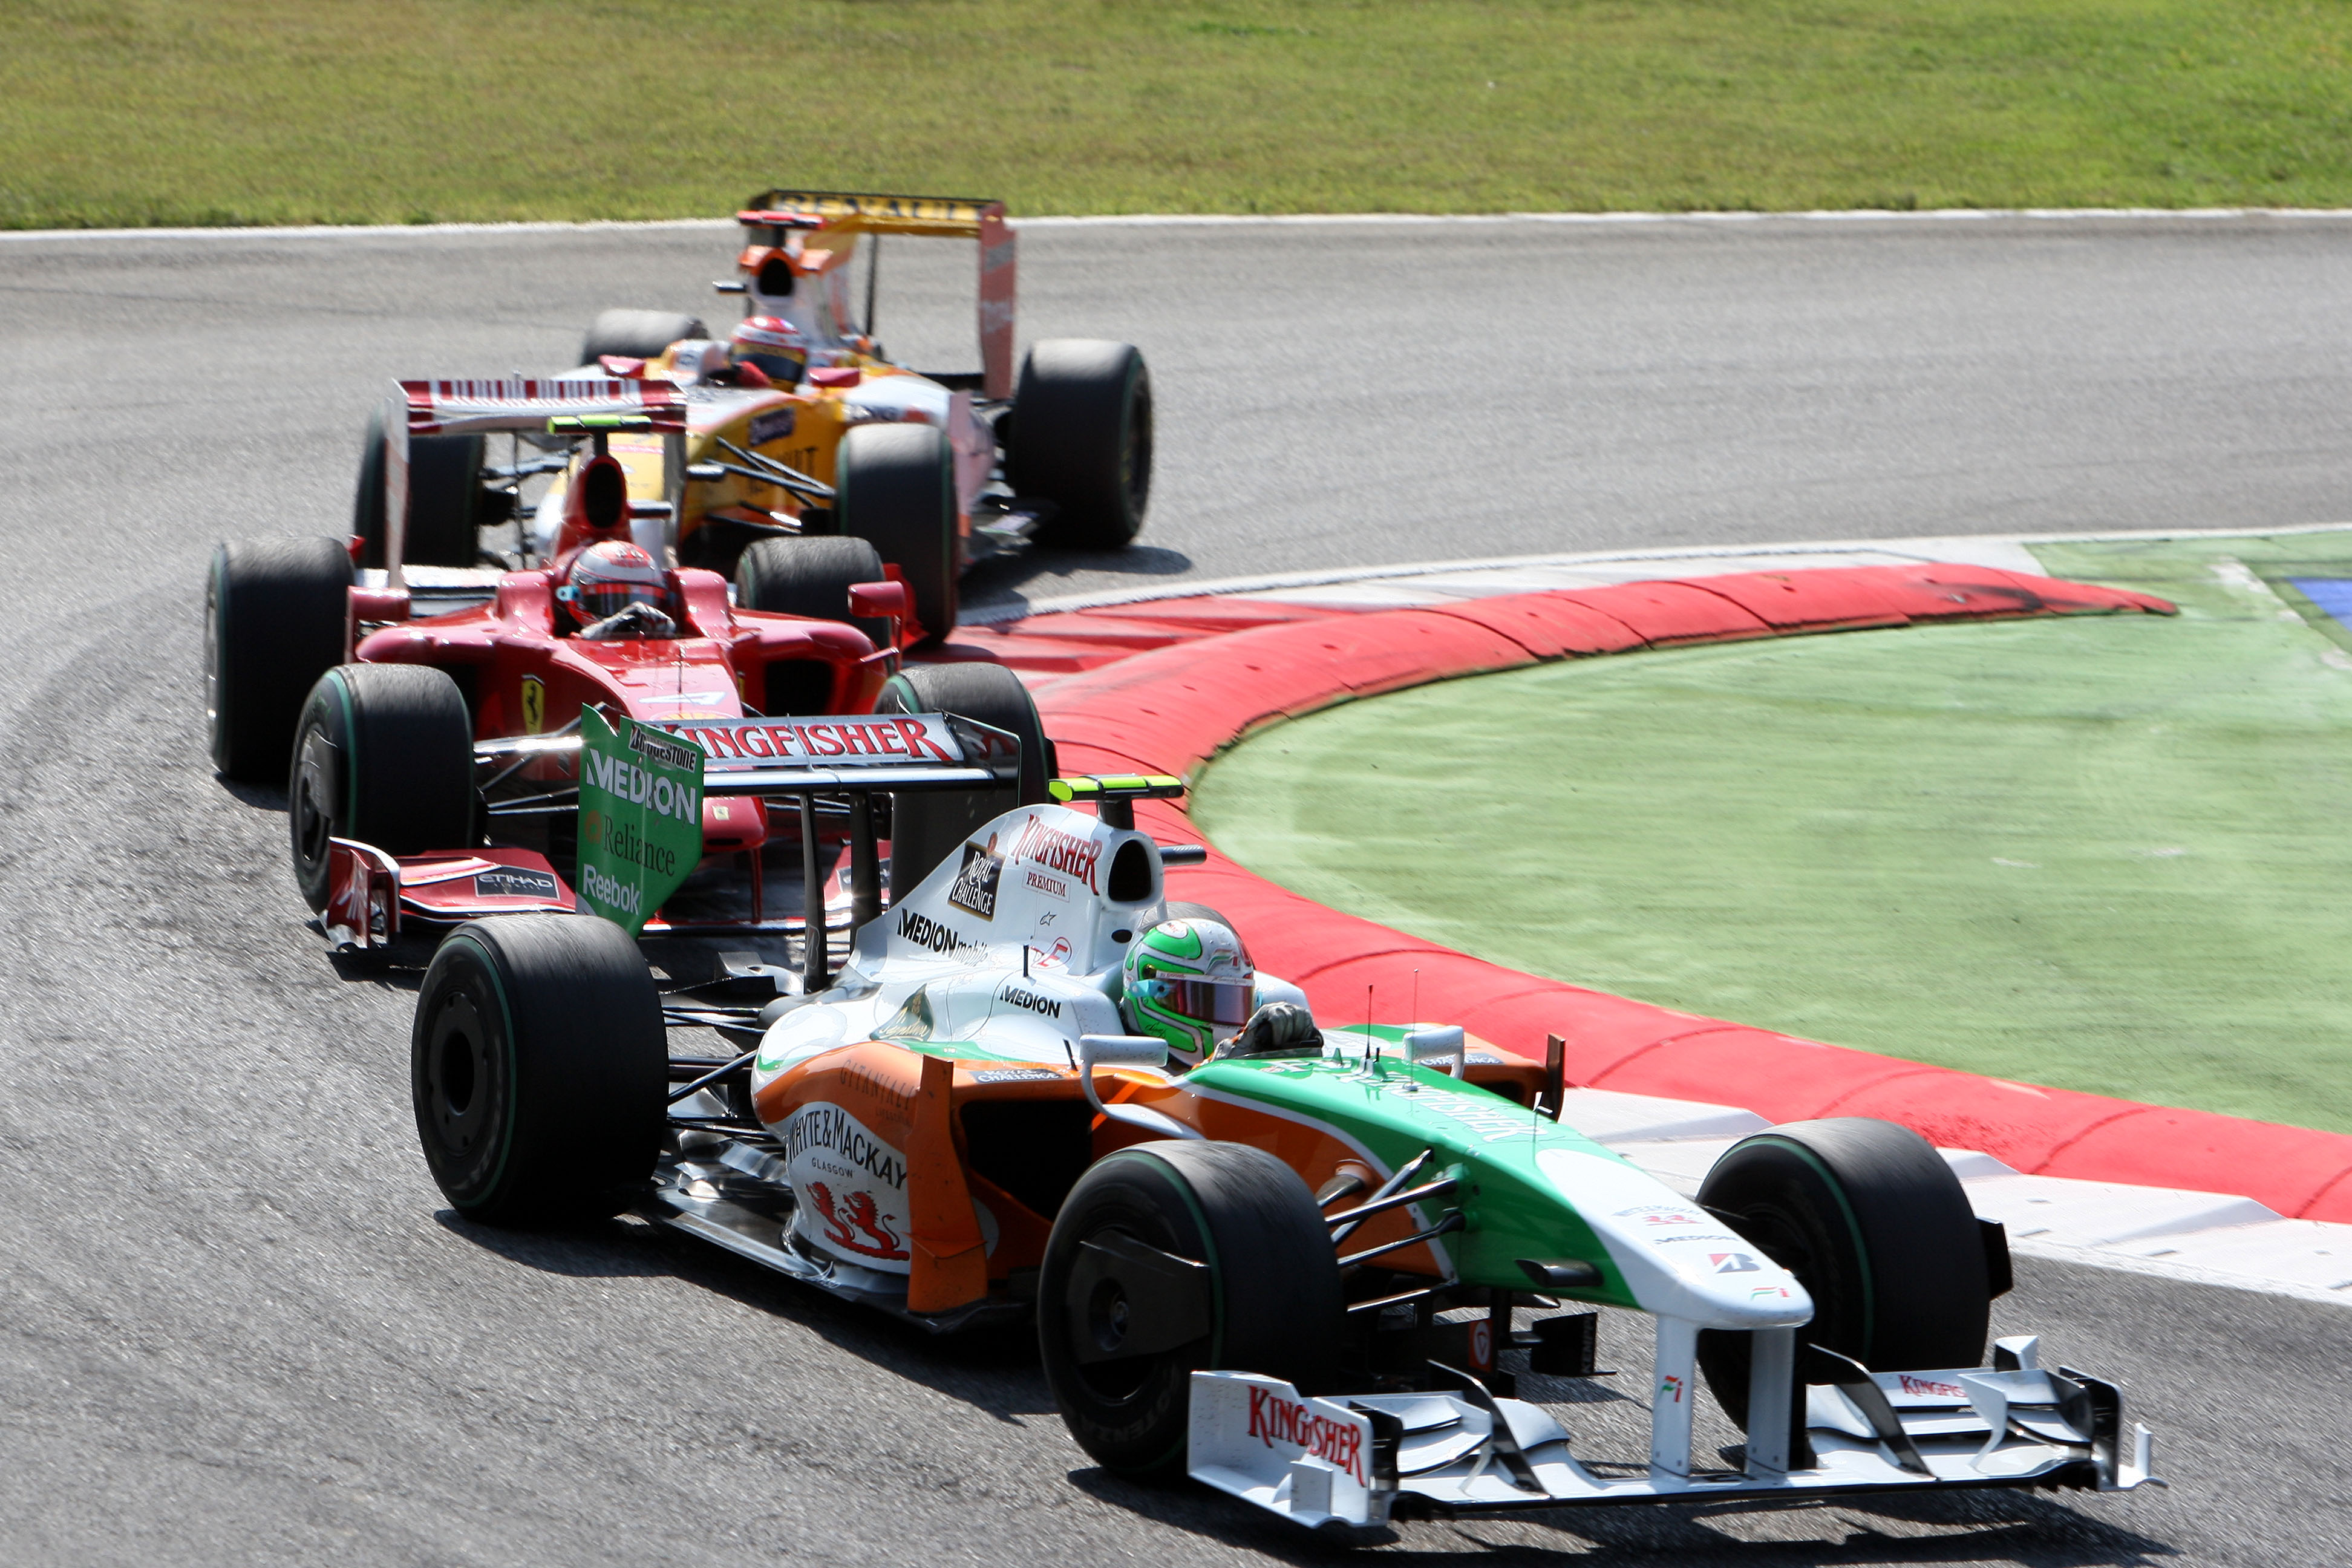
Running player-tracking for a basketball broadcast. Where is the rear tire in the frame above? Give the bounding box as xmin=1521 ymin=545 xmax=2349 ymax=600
xmin=837 ymin=422 xmax=956 ymax=644
xmin=1697 ymin=1117 xmax=1991 ymax=1431
xmin=351 ymin=407 xmax=491 ymax=568
xmin=289 ymin=664 xmax=477 ymax=911
xmin=1039 ymin=1142 xmax=1342 ymax=1478
xmin=1008 ymin=339 xmax=1152 ymax=551
xmin=206 ymin=537 xmax=349 ymax=782
xmin=877 ymin=662 xmax=1048 ymax=897
xmin=580 ymin=308 xmax=708 ymax=367
xmin=736 ymin=535 xmax=890 ymax=647
xmin=411 ymin=913 xmax=665 ymax=1226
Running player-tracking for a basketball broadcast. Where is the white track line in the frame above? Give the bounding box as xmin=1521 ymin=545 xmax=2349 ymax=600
xmin=11 ymin=209 xmax=2352 ymax=243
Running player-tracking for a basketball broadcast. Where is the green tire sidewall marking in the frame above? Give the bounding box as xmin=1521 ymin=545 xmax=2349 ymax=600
xmin=324 ymin=665 xmax=359 ymax=829
xmin=448 ymin=930 xmax=521 ymax=1210
xmin=1739 ymin=1132 xmax=1874 ymax=1362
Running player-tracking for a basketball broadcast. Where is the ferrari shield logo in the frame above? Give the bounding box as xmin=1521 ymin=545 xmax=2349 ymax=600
xmin=520 ymin=674 xmax=546 ymax=734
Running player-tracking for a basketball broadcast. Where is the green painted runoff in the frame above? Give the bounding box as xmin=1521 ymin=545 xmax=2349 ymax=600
xmin=1193 ymin=531 xmax=2352 ymax=1134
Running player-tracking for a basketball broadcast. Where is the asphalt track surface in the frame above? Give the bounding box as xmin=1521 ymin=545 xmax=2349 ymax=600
xmin=1 ymin=217 xmax=2347 ymax=1564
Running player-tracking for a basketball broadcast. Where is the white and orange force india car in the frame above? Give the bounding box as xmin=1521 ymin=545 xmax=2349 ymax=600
xmin=408 ymin=766 xmax=2162 ymax=1537
xmin=355 ymin=188 xmax=1151 ymax=644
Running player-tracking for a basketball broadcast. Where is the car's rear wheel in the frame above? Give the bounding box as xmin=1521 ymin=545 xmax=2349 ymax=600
xmin=735 ymin=535 xmax=891 ymax=647
xmin=351 ymin=407 xmax=494 ymax=568
xmin=837 ymin=422 xmax=956 ymax=645
xmin=1696 ymin=1117 xmax=1993 ymax=1439
xmin=289 ymin=664 xmax=477 ymax=911
xmin=1007 ymin=339 xmax=1152 ymax=551
xmin=206 ymin=536 xmax=350 ymax=782
xmin=579 ymin=309 xmax=708 ymax=367
xmin=1040 ymin=1142 xmax=1343 ymax=1478
xmin=412 ymin=913 xmax=666 ymax=1226
xmin=875 ymin=661 xmax=1049 ymax=897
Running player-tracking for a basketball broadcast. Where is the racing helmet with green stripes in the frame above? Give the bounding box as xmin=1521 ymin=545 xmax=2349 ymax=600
xmin=1120 ymin=918 xmax=1255 ymax=1065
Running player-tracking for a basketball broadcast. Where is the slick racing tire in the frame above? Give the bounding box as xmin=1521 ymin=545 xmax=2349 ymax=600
xmin=1006 ymin=339 xmax=1152 ymax=552
xmin=206 ymin=536 xmax=350 ymax=783
xmin=836 ymin=422 xmax=956 ymax=645
xmin=875 ymin=661 xmax=1049 ymax=900
xmin=1696 ymin=1117 xmax=1993 ymax=1436
xmin=352 ymin=407 xmax=495 ymax=569
xmin=412 ymin=913 xmax=665 ymax=1226
xmin=735 ymin=535 xmax=892 ymax=652
xmin=1040 ymin=1142 xmax=1342 ymax=1478
xmin=578 ymin=308 xmax=708 ymax=368
xmin=289 ymin=663 xmax=477 ymax=912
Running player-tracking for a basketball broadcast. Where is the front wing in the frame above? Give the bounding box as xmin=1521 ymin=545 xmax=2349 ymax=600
xmin=1189 ymin=1350 xmax=2159 ymax=1531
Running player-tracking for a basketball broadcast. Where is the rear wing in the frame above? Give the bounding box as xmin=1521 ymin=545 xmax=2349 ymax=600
xmin=737 ymin=187 xmax=1016 ymax=400
xmin=494 ymin=708 xmax=1021 ymax=984
xmin=380 ymin=377 xmax=687 ymax=584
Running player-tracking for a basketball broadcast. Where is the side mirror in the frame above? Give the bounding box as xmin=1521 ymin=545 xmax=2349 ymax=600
xmin=848 ymin=580 xmax=911 ymax=621
xmin=1406 ymin=1025 xmax=1466 ymax=1078
xmin=1076 ymin=1034 xmax=1200 ymax=1142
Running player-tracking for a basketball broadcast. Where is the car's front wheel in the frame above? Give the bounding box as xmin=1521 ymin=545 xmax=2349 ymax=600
xmin=411 ymin=913 xmax=666 ymax=1226
xmin=1039 ymin=1141 xmax=1342 ymax=1478
xmin=1696 ymin=1117 xmax=1998 ymax=1440
xmin=288 ymin=663 xmax=477 ymax=910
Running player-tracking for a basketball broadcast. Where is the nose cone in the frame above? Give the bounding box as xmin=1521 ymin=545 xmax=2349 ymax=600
xmin=1534 ymin=1148 xmax=1814 ymax=1330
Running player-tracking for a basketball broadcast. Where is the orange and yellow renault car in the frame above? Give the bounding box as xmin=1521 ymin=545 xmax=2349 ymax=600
xmin=354 ymin=189 xmax=1153 ymax=645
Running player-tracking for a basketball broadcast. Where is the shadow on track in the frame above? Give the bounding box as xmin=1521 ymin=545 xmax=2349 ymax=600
xmin=959 ymin=541 xmax=1196 ymax=619
xmin=1067 ymin=1463 xmax=2180 ymax=1566
xmin=430 ymin=1207 xmax=1059 ymax=1426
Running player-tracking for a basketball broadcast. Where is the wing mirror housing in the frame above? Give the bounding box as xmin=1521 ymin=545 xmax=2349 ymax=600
xmin=1077 ymin=1034 xmax=1201 ymax=1142
xmin=1406 ymin=1025 xmax=1466 ymax=1078
xmin=848 ymin=580 xmax=911 ymax=620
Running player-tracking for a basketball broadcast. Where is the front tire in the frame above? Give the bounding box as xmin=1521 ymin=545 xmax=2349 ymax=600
xmin=875 ymin=661 xmax=1049 ymax=897
xmin=1696 ymin=1117 xmax=1992 ymax=1429
xmin=206 ymin=537 xmax=349 ymax=782
xmin=289 ymin=664 xmax=477 ymax=911
xmin=1008 ymin=339 xmax=1152 ymax=551
xmin=411 ymin=914 xmax=665 ymax=1226
xmin=837 ymin=422 xmax=956 ymax=644
xmin=1040 ymin=1142 xmax=1342 ymax=1477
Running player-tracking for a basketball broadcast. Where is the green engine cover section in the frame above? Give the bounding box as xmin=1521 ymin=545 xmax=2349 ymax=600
xmin=577 ymin=707 xmax=705 ymax=936
xmin=1187 ymin=1053 xmax=1641 ymax=1310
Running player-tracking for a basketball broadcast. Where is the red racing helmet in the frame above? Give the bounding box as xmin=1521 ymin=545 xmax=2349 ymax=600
xmin=560 ymin=540 xmax=670 ymax=627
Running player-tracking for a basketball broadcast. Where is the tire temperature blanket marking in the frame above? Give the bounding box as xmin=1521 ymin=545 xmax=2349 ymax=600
xmin=578 ymin=707 xmax=705 ymax=936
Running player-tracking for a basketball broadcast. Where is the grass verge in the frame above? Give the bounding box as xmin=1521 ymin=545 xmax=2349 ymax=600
xmin=7 ymin=1 xmax=2352 ymax=228
xmin=1193 ymin=531 xmax=2352 ymax=1134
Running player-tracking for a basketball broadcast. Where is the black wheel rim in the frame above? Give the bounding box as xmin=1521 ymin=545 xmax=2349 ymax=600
xmin=422 ymin=987 xmax=500 ymax=1174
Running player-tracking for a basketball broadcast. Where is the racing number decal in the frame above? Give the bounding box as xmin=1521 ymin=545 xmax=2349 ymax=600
xmin=520 ymin=675 xmax=545 ymax=734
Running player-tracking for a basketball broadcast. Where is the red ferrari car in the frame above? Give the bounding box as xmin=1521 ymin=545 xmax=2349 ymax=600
xmin=206 ymin=377 xmax=1044 ymax=958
